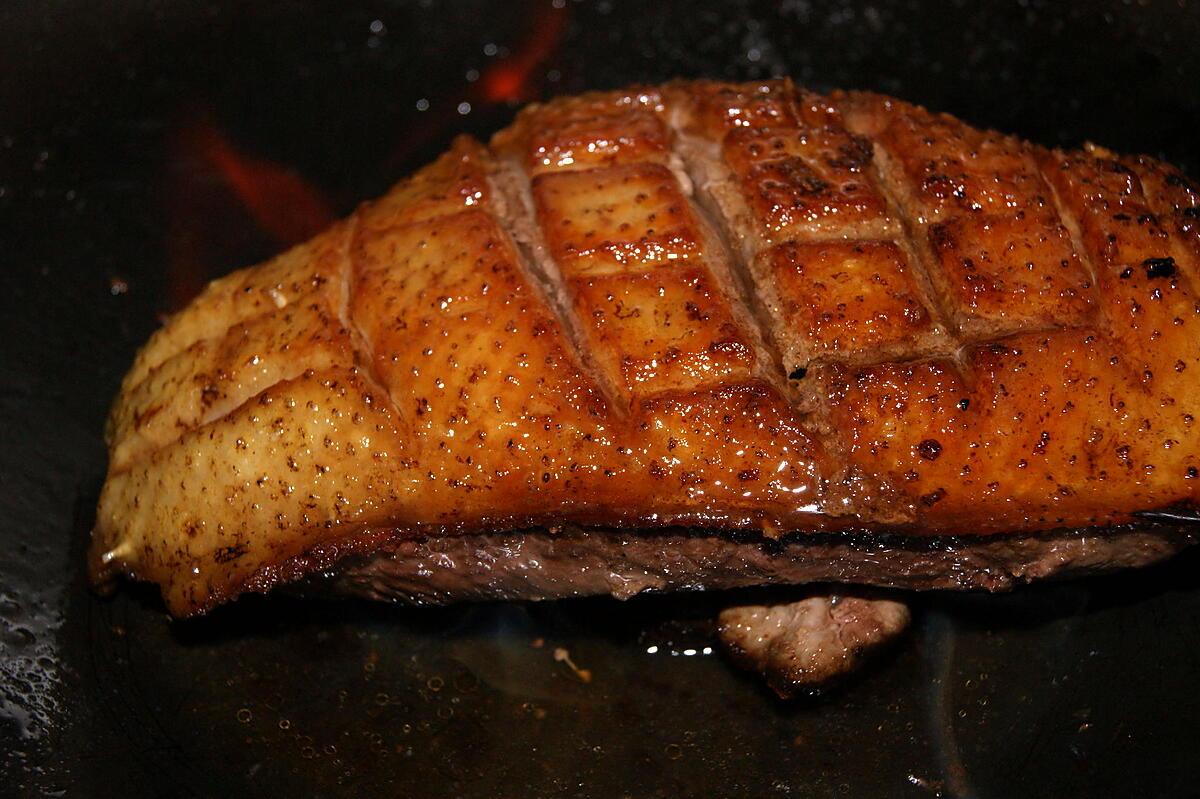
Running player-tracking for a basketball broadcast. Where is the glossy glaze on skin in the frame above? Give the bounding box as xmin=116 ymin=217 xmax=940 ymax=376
xmin=93 ymin=81 xmax=1200 ymax=616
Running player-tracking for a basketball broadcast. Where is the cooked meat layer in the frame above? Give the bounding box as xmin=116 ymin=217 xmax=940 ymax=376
xmin=313 ymin=525 xmax=1193 ymax=604
xmin=718 ymin=594 xmax=911 ymax=697
xmin=91 ymin=80 xmax=1200 ymax=616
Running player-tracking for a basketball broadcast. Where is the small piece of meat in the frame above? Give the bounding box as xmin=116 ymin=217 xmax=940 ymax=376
xmin=718 ymin=594 xmax=911 ymax=698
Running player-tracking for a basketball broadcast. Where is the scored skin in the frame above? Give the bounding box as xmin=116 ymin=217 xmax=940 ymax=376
xmin=818 ymin=91 xmax=1200 ymax=531
xmin=93 ymin=81 xmax=1200 ymax=617
xmin=663 ymin=81 xmax=954 ymax=386
xmin=94 ymin=116 xmax=828 ymax=616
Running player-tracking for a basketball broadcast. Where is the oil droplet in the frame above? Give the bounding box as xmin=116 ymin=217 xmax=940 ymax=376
xmin=236 ymin=708 xmax=252 ymax=724
xmin=278 ymin=718 xmax=291 ymax=731
xmin=665 ymin=743 xmax=683 ymax=760
xmin=426 ymin=676 xmax=444 ymax=692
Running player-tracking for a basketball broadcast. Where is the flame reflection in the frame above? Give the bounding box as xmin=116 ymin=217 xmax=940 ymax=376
xmin=165 ymin=115 xmax=334 ymax=309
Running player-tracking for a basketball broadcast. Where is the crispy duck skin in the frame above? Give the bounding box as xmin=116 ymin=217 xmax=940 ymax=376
xmin=91 ymin=81 xmax=1200 ymax=617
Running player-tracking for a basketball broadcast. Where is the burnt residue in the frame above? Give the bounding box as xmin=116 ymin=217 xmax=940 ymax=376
xmin=916 ymin=439 xmax=943 ymax=461
xmin=1143 ymin=256 xmax=1177 ymax=279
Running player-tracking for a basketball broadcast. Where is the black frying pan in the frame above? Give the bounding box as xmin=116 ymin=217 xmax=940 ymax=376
xmin=4 ymin=2 xmax=1200 ymax=796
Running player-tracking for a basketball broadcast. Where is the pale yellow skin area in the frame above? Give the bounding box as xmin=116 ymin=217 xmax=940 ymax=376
xmin=94 ymin=81 xmax=1200 ymax=616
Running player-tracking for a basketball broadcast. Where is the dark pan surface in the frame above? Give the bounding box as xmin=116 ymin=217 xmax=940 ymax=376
xmin=4 ymin=2 xmax=1200 ymax=796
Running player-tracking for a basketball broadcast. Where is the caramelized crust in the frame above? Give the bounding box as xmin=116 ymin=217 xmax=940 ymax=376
xmin=761 ymin=240 xmax=936 ymax=367
xmin=568 ymin=268 xmax=756 ymax=398
xmin=864 ymin=96 xmax=1051 ymax=221
xmin=926 ymin=211 xmax=1095 ymax=338
xmin=722 ymin=126 xmax=895 ymax=243
xmin=527 ymin=110 xmax=670 ymax=176
xmin=534 ymin=163 xmax=705 ymax=273
xmin=93 ymin=81 xmax=1200 ymax=616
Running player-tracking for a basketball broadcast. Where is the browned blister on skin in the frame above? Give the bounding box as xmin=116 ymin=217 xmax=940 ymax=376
xmin=92 ymin=81 xmax=1200 ymax=616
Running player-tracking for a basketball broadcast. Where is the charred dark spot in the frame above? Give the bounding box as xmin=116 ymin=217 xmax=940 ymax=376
xmin=213 ymin=543 xmax=248 ymax=564
xmin=757 ymin=158 xmax=829 ymax=196
xmin=788 ymin=366 xmax=808 ymax=381
xmin=928 ymin=223 xmax=954 ymax=250
xmin=957 ymin=398 xmax=970 ymax=411
xmin=1119 ymin=267 xmax=1134 ymax=280
xmin=1143 ymin=257 xmax=1177 ymax=279
xmin=200 ymin=384 xmax=221 ymax=407
xmin=922 ymin=173 xmax=957 ymax=199
xmin=825 ymin=135 xmax=873 ymax=170
xmin=737 ymin=468 xmax=760 ymax=482
xmin=1100 ymin=158 xmax=1133 ymax=175
xmin=920 ymin=488 xmax=946 ymax=506
xmin=1166 ymin=172 xmax=1195 ymax=189
xmin=612 ymin=302 xmax=640 ymax=320
xmin=916 ymin=439 xmax=943 ymax=461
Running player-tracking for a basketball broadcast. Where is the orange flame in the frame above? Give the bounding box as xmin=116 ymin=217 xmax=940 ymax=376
xmin=165 ymin=114 xmax=335 ymax=309
xmin=179 ymin=120 xmax=335 ymax=246
xmin=385 ymin=1 xmax=569 ymax=169
xmin=480 ymin=3 xmax=568 ymax=104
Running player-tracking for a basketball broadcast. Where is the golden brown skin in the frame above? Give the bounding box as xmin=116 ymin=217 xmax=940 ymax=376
xmin=92 ymin=81 xmax=1200 ymax=616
